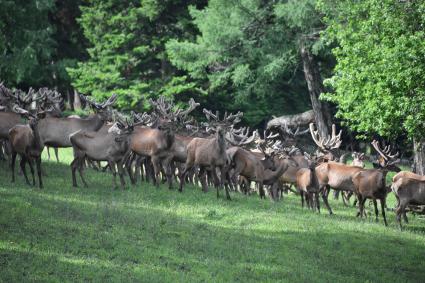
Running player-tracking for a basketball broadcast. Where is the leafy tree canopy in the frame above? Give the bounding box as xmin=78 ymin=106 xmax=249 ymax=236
xmin=166 ymin=0 xmax=331 ymax=126
xmin=67 ymin=0 xmax=207 ymax=110
xmin=0 ymin=0 xmax=55 ymax=87
xmin=319 ymin=0 xmax=425 ymax=140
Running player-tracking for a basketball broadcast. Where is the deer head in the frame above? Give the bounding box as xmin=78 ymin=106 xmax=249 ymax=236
xmin=309 ymin=123 xmax=342 ymax=161
xmin=371 ymin=140 xmax=400 ymax=171
xmin=80 ymin=94 xmax=117 ymax=121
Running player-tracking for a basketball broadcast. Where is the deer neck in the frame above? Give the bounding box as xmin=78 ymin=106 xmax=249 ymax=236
xmin=265 ymin=162 xmax=287 ymax=182
xmin=30 ymin=122 xmax=43 ymax=150
xmin=90 ymin=114 xmax=106 ymax=131
xmin=216 ymin=133 xmax=226 ymax=153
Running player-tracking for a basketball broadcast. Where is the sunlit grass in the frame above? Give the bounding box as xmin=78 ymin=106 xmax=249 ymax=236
xmin=0 ymin=149 xmax=424 ymax=282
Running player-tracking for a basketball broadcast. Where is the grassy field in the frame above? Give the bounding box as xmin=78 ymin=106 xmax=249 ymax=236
xmin=1 ymin=149 xmax=425 ymax=282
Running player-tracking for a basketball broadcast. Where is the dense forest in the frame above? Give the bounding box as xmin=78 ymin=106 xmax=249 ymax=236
xmin=1 ymin=0 xmax=425 ymax=172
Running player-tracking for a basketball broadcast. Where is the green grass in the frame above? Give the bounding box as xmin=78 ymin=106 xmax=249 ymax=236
xmin=1 ymin=149 xmax=425 ymax=282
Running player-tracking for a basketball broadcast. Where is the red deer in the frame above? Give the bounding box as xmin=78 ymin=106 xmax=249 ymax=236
xmin=0 ymin=86 xmax=33 ymax=152
xmin=391 ymin=171 xmax=425 ymax=228
xmin=178 ymin=109 xmax=244 ymax=199
xmin=128 ymin=97 xmax=199 ymax=189
xmin=296 ymin=153 xmax=324 ymax=211
xmin=70 ymin=118 xmax=134 ymax=189
xmin=8 ymin=106 xmax=51 ymax=188
xmin=352 ymin=140 xmax=400 ymax=226
xmin=37 ymin=94 xmax=117 ymax=151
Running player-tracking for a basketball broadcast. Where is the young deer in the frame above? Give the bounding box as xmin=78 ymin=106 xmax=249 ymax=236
xmin=352 ymin=140 xmax=400 ymax=226
xmin=9 ymin=106 xmax=51 ymax=188
xmin=70 ymin=118 xmax=134 ymax=189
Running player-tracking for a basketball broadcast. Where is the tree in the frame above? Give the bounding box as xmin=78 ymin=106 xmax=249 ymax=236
xmin=67 ymin=0 xmax=207 ymax=111
xmin=320 ymin=0 xmax=425 ymax=173
xmin=0 ymin=0 xmax=56 ymax=88
xmin=166 ymin=0 xmax=333 ymax=131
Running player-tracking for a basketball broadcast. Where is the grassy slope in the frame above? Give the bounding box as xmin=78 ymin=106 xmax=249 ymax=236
xmin=0 ymin=149 xmax=424 ymax=282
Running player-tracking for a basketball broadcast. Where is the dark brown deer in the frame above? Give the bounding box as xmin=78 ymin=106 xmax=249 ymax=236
xmin=352 ymin=140 xmax=400 ymax=226
xmin=178 ymin=109 xmax=243 ymax=199
xmin=9 ymin=106 xmax=51 ymax=188
xmin=227 ymin=135 xmax=293 ymax=199
xmin=70 ymin=118 xmax=134 ymax=189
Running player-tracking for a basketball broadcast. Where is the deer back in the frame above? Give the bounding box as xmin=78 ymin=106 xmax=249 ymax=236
xmin=38 ymin=114 xmax=106 ymax=147
xmin=0 ymin=112 xmax=23 ymax=139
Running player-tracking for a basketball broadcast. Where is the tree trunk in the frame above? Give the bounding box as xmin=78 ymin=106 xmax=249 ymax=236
xmin=413 ymin=139 xmax=425 ymax=175
xmin=73 ymin=89 xmax=81 ymax=110
xmin=300 ymin=43 xmax=332 ymax=137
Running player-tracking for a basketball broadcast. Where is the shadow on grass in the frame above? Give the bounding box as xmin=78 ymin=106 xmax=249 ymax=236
xmin=1 ymin=185 xmax=425 ymax=282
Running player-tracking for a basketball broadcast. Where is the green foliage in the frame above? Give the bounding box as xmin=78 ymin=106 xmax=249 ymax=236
xmin=68 ymin=0 xmax=206 ymax=111
xmin=166 ymin=0 xmax=331 ymax=126
xmin=0 ymin=0 xmax=55 ymax=86
xmin=1 ymin=149 xmax=425 ymax=281
xmin=0 ymin=0 xmax=87 ymax=91
xmin=319 ymin=0 xmax=425 ymax=139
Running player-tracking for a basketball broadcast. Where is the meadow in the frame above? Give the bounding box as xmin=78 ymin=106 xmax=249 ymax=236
xmin=0 ymin=149 xmax=424 ymax=282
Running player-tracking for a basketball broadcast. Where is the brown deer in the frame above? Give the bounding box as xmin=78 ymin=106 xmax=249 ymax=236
xmin=0 ymin=86 xmax=33 ymax=148
xmin=128 ymin=97 xmax=199 ymax=189
xmin=70 ymin=118 xmax=134 ymax=189
xmin=391 ymin=171 xmax=425 ymax=228
xmin=352 ymin=140 xmax=400 ymax=226
xmin=296 ymin=153 xmax=324 ymax=211
xmin=9 ymin=106 xmax=51 ymax=188
xmin=37 ymin=94 xmax=117 ymax=150
xmin=178 ymin=109 xmax=243 ymax=199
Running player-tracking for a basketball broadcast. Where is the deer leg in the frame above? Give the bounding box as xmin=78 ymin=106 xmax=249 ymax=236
xmin=54 ymin=147 xmax=59 ymax=163
xmin=78 ymin=158 xmax=88 ymax=188
xmin=27 ymin=157 xmax=36 ymax=186
xmin=126 ymin=153 xmax=135 ymax=184
xmin=219 ymin=166 xmax=230 ymax=200
xmin=47 ymin=147 xmax=51 ymax=161
xmin=373 ymin=199 xmax=379 ymax=221
xmin=109 ymin=161 xmax=118 ymax=189
xmin=151 ymin=156 xmax=161 ymax=188
xmin=20 ymin=156 xmax=31 ymax=186
xmin=198 ymin=167 xmax=208 ymax=193
xmin=71 ymin=157 xmax=79 ymax=187
xmin=117 ymin=160 xmax=126 ymax=190
xmin=321 ymin=186 xmax=333 ymax=215
xmin=11 ymin=150 xmax=17 ymax=183
xmin=300 ymin=191 xmax=305 ymax=208
xmin=380 ymin=198 xmax=388 ymax=226
xmin=315 ymin=192 xmax=321 ymax=213
xmin=360 ymin=198 xmax=367 ymax=219
xmin=333 ymin=190 xmax=340 ymax=200
xmin=35 ymin=156 xmax=43 ymax=189
xmin=163 ymin=157 xmax=173 ymax=190
xmin=342 ymin=192 xmax=350 ymax=206
xmin=356 ymin=194 xmax=363 ymax=217
xmin=402 ymin=210 xmax=409 ymax=223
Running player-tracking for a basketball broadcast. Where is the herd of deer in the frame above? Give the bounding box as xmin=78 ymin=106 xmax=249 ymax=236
xmin=1 ymin=83 xmax=424 ymax=229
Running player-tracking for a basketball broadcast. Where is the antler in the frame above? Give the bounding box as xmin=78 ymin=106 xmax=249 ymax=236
xmin=149 ymin=96 xmax=174 ymax=119
xmin=226 ymin=128 xmax=258 ymax=146
xmin=175 ymin=98 xmax=200 ymax=118
xmin=133 ymin=111 xmax=154 ymax=126
xmin=371 ymin=140 xmax=399 ymax=165
xmin=309 ymin=123 xmax=342 ymax=151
